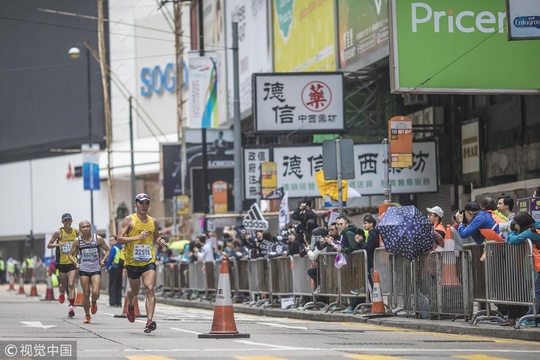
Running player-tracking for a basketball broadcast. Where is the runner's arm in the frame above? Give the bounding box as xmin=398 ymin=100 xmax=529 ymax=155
xmin=97 ymin=235 xmax=110 ymax=267
xmin=68 ymin=240 xmax=80 ymax=268
xmin=47 ymin=230 xmax=62 ymax=249
xmin=117 ymin=216 xmax=145 ymax=244
xmin=153 ymin=218 xmax=167 ymax=248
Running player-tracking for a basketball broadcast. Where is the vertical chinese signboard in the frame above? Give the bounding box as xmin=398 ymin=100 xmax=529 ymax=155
xmin=252 ymin=73 xmax=345 ymax=133
xmin=388 ymin=116 xmax=413 ymax=168
xmin=243 ymin=148 xmax=270 ymax=200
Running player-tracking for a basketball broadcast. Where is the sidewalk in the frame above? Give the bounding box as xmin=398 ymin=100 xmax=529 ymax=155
xmin=155 ymin=295 xmax=540 ymax=342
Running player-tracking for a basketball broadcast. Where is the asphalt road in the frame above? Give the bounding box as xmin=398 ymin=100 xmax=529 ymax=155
xmin=1 ymin=284 xmax=540 ymax=360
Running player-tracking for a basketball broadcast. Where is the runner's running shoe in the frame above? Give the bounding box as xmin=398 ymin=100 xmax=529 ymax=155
xmin=68 ymin=305 xmax=75 ymax=318
xmin=91 ymin=301 xmax=97 ymax=314
xmin=58 ymin=292 xmax=65 ymax=304
xmin=144 ymin=320 xmax=157 ymax=333
xmin=83 ymin=315 xmax=91 ymax=324
xmin=127 ymin=305 xmax=135 ymax=323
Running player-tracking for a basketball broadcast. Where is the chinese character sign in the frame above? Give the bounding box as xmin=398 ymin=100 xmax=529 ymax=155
xmin=273 ymin=142 xmax=437 ymax=198
xmin=253 ymin=73 xmax=344 ymax=133
xmin=461 ymin=120 xmax=480 ymax=174
xmin=243 ymin=148 xmax=270 ymax=200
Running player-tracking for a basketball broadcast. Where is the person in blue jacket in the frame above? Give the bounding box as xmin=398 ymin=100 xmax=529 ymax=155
xmin=455 ymin=201 xmax=505 ymax=244
xmin=506 ymin=211 xmax=540 ymax=327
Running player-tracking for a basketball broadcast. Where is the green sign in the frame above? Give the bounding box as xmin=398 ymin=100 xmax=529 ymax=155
xmin=337 ymin=0 xmax=389 ymax=70
xmin=390 ymin=0 xmax=540 ymax=94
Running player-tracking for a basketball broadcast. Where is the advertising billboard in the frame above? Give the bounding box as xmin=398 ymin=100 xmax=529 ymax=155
xmin=337 ymin=0 xmax=389 ymax=70
xmin=225 ymin=0 xmax=272 ymax=117
xmin=389 ymin=0 xmax=540 ymax=94
xmin=506 ymin=0 xmax=540 ymax=40
xmin=273 ymin=0 xmax=337 ymax=72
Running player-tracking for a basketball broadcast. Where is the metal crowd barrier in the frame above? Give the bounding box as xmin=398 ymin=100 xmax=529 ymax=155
xmin=471 ymin=241 xmax=538 ymax=328
xmin=375 ymin=249 xmax=415 ymax=315
xmin=414 ymin=250 xmax=473 ymax=319
xmin=247 ymin=257 xmax=271 ymax=306
xmin=154 ymin=241 xmax=537 ymax=330
xmin=291 ymin=255 xmax=312 ymax=296
xmin=269 ymin=256 xmax=294 ymax=307
xmin=188 ymin=261 xmax=207 ymax=298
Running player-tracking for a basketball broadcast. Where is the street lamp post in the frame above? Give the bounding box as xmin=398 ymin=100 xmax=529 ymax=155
xmin=69 ymin=44 xmax=94 ymax=228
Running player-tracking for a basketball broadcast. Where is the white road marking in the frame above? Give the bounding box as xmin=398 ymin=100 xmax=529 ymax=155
xmin=255 ymin=322 xmax=308 ymax=330
xmin=169 ymin=327 xmax=202 ymax=335
xmin=20 ymin=321 xmax=56 ymax=329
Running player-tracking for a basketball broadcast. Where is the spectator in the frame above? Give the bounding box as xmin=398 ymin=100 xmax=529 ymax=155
xmin=105 ymin=235 xmax=124 ymax=308
xmin=286 ymin=228 xmax=303 ymax=256
xmin=504 ymin=212 xmax=540 ymax=327
xmin=335 ymin=216 xmax=358 ymax=255
xmin=0 ymin=257 xmax=5 ymax=284
xmin=291 ymin=196 xmax=318 ymax=239
xmin=358 ymin=215 xmax=380 ymax=286
xmin=307 ymin=227 xmax=333 ymax=294
xmin=497 ymin=195 xmax=515 ymax=233
xmin=427 ymin=206 xmax=446 ymax=249
xmin=455 ymin=201 xmax=505 ymax=244
xmin=196 ymin=235 xmax=215 ymax=262
xmin=450 ymin=210 xmax=474 ymax=250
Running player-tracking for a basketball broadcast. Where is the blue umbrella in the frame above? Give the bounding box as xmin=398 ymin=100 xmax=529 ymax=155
xmin=378 ymin=205 xmax=433 ymax=260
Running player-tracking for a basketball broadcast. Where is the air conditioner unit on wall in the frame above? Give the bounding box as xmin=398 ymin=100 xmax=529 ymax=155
xmin=403 ymin=93 xmax=429 ymax=106
xmin=423 ymin=106 xmax=444 ymax=126
xmin=412 ymin=111 xmax=424 ymax=139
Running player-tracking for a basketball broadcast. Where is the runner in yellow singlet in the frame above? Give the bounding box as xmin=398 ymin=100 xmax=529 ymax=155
xmin=117 ymin=193 xmax=167 ymax=333
xmin=47 ymin=213 xmax=79 ymax=318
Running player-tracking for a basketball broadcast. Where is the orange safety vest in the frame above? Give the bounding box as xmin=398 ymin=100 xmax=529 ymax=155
xmin=478 ymin=210 xmax=506 ymax=242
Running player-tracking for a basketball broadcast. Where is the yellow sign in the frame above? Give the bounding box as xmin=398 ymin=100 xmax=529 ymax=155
xmin=273 ymin=0 xmax=337 ymax=72
xmin=261 ymin=162 xmax=277 ymax=189
xmin=175 ymin=195 xmax=190 ymax=215
xmin=388 ymin=116 xmax=413 ymax=168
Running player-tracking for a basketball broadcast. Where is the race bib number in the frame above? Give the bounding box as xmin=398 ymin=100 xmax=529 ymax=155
xmin=81 ymin=247 xmax=98 ymax=262
xmin=133 ymin=244 xmax=152 ymax=262
xmin=62 ymin=242 xmax=72 ymax=254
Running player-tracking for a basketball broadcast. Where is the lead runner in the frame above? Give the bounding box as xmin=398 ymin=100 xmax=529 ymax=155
xmin=117 ymin=193 xmax=167 ymax=333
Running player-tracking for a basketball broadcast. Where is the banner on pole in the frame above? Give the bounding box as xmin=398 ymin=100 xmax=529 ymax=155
xmin=82 ymin=144 xmax=100 ymax=191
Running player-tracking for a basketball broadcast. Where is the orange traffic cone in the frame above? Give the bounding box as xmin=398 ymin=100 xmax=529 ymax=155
xmin=199 ymin=258 xmax=250 ymax=339
xmin=28 ymin=270 xmax=39 ymax=297
xmin=365 ymin=270 xmax=390 ymax=318
xmin=74 ymin=274 xmax=84 ymax=306
xmin=442 ymin=225 xmax=460 ymax=286
xmin=6 ymin=274 xmax=15 ymax=291
xmin=114 ymin=280 xmax=145 ymax=318
xmin=17 ymin=274 xmax=25 ymax=295
xmin=42 ymin=273 xmax=55 ymax=301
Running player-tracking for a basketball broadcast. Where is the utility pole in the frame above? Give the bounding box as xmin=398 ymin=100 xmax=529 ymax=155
xmin=97 ymin=0 xmax=116 ymax=235
xmin=174 ymin=1 xmax=186 ymax=237
xmin=232 ymin=22 xmax=242 ymax=221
